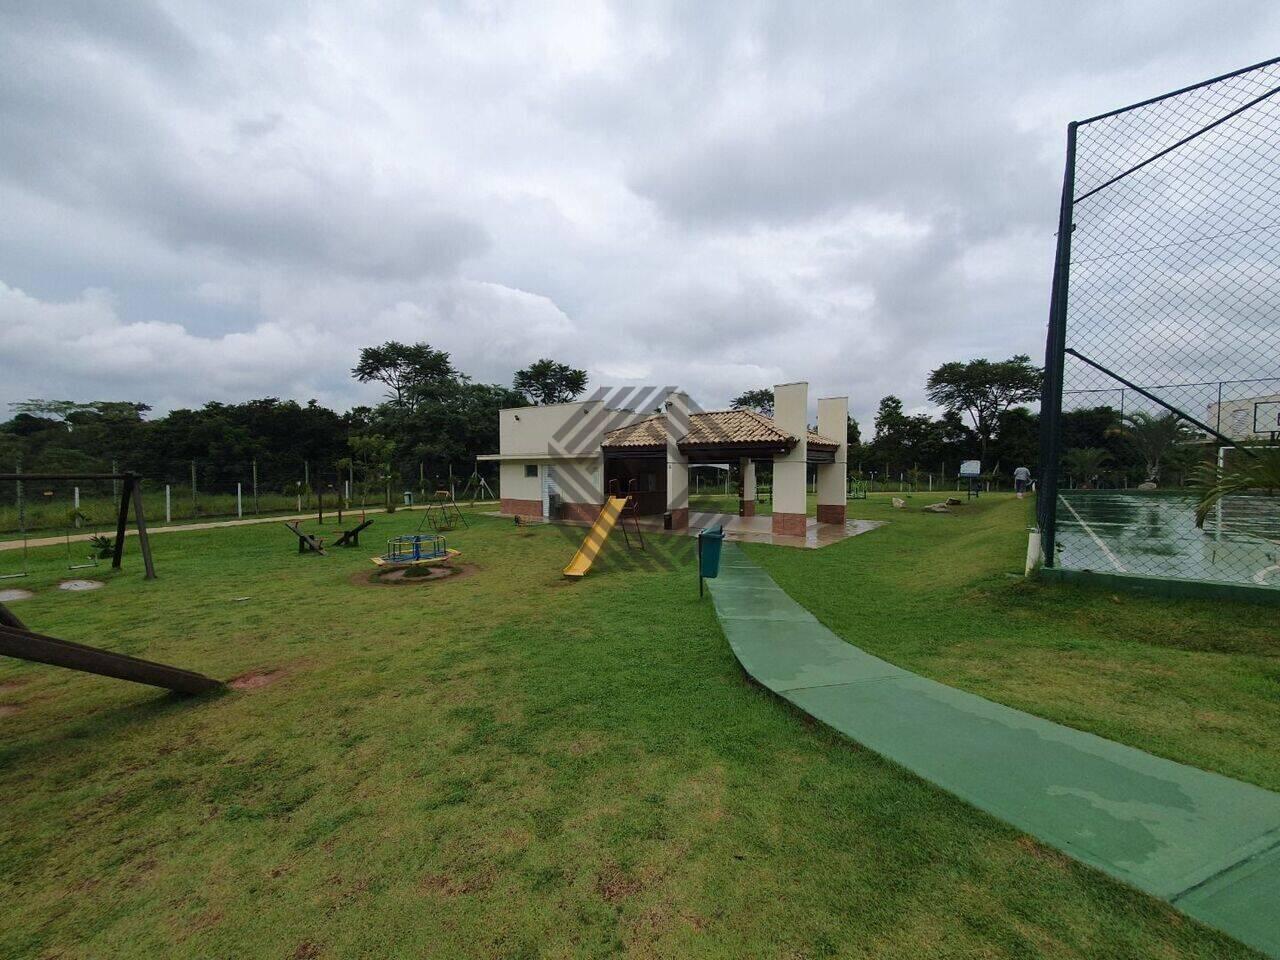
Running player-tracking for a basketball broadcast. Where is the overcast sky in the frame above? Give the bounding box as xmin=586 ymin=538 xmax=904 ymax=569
xmin=2 ymin=2 xmax=1277 ymax=425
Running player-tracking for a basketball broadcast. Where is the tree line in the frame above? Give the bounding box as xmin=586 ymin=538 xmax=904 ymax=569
xmin=0 ymin=344 xmax=1220 ymax=496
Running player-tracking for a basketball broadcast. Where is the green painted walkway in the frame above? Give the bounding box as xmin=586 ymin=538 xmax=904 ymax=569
xmin=707 ymin=541 xmax=1280 ymax=958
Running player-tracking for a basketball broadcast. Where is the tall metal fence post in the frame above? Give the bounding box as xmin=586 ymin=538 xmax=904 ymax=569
xmin=236 ymin=482 xmax=243 ymax=518
xmin=1037 ymin=121 xmax=1078 ymax=568
xmin=190 ymin=460 xmax=197 ymax=516
xmin=165 ymin=484 xmax=172 ymax=524
xmin=252 ymin=459 xmax=259 ymax=515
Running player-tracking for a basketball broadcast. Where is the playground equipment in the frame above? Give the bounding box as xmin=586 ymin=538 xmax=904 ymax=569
xmin=0 ymin=471 xmax=156 ymax=579
xmin=562 ymin=480 xmax=646 ymax=579
xmin=372 ymin=533 xmax=460 ymax=568
xmin=419 ymin=489 xmax=468 ymax=532
xmin=0 ymin=599 xmax=221 ymax=695
xmin=64 ymin=507 xmax=100 ymax=571
xmin=456 ymin=464 xmax=497 ymax=506
xmin=284 ymin=521 xmax=326 ymax=555
xmin=334 ymin=519 xmax=374 ymax=547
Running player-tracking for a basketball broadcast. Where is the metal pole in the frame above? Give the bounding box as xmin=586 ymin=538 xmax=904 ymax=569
xmin=165 ymin=484 xmax=172 ymax=524
xmin=252 ymin=459 xmax=259 ymax=515
xmin=190 ymin=460 xmax=197 ymax=514
xmin=236 ymin=482 xmax=242 ymax=518
xmin=304 ymin=461 xmax=310 ymax=508
xmin=1037 ymin=121 xmax=1078 ymax=569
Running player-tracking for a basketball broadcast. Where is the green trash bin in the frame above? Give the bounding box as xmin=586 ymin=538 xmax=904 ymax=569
xmin=698 ymin=525 xmax=725 ymax=596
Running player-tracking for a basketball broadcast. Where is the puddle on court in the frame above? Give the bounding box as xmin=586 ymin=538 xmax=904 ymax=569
xmin=1056 ymin=491 xmax=1280 ymax=587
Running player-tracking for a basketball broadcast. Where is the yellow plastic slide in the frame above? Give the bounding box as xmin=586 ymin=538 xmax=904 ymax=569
xmin=563 ymin=497 xmax=628 ymax=578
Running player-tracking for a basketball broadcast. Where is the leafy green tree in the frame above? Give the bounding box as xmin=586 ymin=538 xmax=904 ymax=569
xmin=925 ymin=355 xmax=1043 ymax=463
xmin=731 ymin=389 xmax=775 ymax=418
xmin=352 ymin=341 xmax=459 ymax=412
xmin=513 ymin=359 xmax=588 ymax=405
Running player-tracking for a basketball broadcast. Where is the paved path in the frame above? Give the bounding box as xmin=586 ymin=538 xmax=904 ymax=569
xmin=708 ymin=540 xmax=1280 ymax=958
xmin=0 ymin=502 xmax=498 ymax=551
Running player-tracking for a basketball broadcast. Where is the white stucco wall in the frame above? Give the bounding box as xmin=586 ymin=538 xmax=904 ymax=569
xmin=772 ymin=381 xmax=808 ymax=516
xmin=816 ymin=395 xmax=848 ymax=506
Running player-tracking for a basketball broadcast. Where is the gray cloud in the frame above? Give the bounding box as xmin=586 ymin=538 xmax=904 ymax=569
xmin=2 ymin=0 xmax=1278 ymax=426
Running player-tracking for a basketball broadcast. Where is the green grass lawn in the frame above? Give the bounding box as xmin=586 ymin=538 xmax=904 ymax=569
xmin=0 ymin=498 xmax=1274 ymax=958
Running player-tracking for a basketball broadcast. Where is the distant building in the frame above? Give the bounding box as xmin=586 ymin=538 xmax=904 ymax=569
xmin=1206 ymin=393 xmax=1280 ymax=440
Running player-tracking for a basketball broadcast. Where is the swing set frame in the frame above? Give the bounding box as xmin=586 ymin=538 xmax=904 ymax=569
xmin=1 ymin=472 xmax=157 ymax=580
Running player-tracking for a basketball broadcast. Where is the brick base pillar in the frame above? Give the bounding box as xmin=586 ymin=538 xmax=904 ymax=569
xmin=771 ymin=512 xmax=807 ymax=537
xmin=668 ymin=507 xmax=689 ymax=530
xmin=501 ymin=498 xmax=542 ymax=518
xmin=816 ymin=503 xmax=846 ymax=525
xmin=561 ymin=502 xmax=602 ymax=524
xmin=739 ymin=499 xmax=756 ymax=517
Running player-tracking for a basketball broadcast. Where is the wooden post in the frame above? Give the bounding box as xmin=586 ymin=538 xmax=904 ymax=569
xmin=112 ymin=476 xmax=131 ymax=570
xmin=131 ymin=477 xmax=156 ymax=580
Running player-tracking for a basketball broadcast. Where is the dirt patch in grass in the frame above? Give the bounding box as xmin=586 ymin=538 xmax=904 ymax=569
xmin=419 ymin=869 xmax=494 ymax=898
xmin=0 ymin=679 xmax=26 ymax=693
xmin=349 ymin=563 xmax=477 ymax=588
xmin=0 ymin=703 xmax=22 ymax=717
xmin=229 ymin=668 xmax=286 ymax=691
xmin=596 ymin=863 xmax=644 ymax=904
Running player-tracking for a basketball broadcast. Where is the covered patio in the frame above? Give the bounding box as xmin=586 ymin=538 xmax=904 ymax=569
xmin=602 ymin=382 xmax=850 ymax=538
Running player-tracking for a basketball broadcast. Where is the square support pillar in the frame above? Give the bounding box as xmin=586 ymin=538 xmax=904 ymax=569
xmin=739 ymin=458 xmax=756 ymax=517
xmin=665 ymin=391 xmax=691 ymax=530
xmin=816 ymin=396 xmax=848 ymax=525
xmin=771 ymin=381 xmax=808 ymax=538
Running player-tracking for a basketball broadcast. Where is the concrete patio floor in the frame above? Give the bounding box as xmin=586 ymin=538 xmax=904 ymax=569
xmin=633 ymin=511 xmax=884 ymax=549
xmin=485 ymin=509 xmax=885 ymax=549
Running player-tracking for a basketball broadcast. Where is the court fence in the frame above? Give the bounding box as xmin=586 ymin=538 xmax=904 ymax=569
xmin=1039 ymin=58 xmax=1280 ymax=591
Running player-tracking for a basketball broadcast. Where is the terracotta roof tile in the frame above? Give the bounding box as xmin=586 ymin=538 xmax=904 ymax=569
xmin=602 ymin=408 xmax=840 ymax=450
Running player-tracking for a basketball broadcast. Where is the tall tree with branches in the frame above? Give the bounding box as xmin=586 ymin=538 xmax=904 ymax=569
xmin=513 ymin=359 xmax=588 ymax=405
xmin=925 ymin=355 xmax=1042 ymax=464
xmin=352 ymin=341 xmax=459 ymax=412
xmin=731 ymin=389 xmax=775 ymax=418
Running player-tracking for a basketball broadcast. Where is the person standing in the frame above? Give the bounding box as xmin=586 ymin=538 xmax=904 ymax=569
xmin=1013 ymin=464 xmax=1032 ymax=499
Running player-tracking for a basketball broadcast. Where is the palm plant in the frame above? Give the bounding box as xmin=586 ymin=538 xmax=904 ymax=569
xmin=1193 ymin=447 xmax=1280 ymax=527
xmin=1116 ymin=411 xmax=1194 ymax=484
xmin=1063 ymin=447 xmax=1111 ymax=489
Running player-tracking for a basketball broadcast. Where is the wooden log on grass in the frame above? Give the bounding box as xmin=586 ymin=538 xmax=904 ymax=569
xmin=0 ymin=619 xmax=222 ymax=695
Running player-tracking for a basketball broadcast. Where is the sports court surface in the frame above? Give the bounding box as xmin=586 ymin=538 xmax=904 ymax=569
xmin=708 ymin=540 xmax=1280 ymax=958
xmin=1055 ymin=491 xmax=1280 ymax=587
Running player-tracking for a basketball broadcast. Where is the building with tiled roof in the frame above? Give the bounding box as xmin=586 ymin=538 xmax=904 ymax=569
xmin=480 ymin=382 xmax=849 ymax=536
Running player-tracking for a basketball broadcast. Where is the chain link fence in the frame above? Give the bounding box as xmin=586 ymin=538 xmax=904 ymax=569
xmin=1039 ymin=58 xmax=1280 ymax=588
xmin=0 ymin=456 xmax=501 ymax=541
